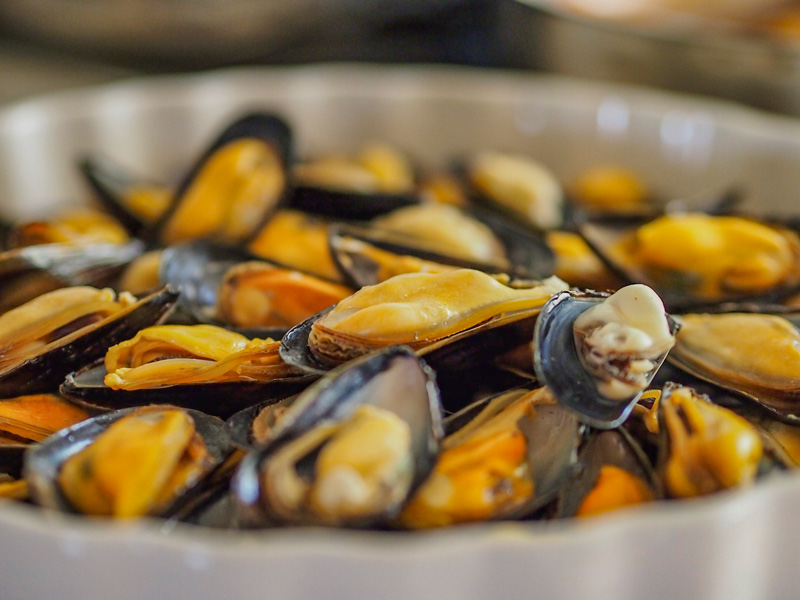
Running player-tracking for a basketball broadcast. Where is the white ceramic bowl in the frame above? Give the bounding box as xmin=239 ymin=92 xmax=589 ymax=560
xmin=0 ymin=65 xmax=799 ymax=600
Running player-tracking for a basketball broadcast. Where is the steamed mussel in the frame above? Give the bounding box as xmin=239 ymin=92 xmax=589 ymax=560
xmin=534 ymin=284 xmax=677 ymax=428
xmin=233 ymin=346 xmax=442 ymax=528
xmin=25 ymin=405 xmax=231 ymax=518
xmin=0 ymin=285 xmax=178 ymax=396
xmin=668 ymin=311 xmax=800 ymax=422
xmin=282 ymin=268 xmax=568 ymax=373
xmin=581 ymin=212 xmax=800 ymax=310
xmin=400 ymin=387 xmax=581 ymax=528
xmin=61 ymin=324 xmax=311 ymax=418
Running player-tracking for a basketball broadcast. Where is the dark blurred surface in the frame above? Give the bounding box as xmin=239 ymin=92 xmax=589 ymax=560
xmin=0 ymin=0 xmax=503 ymax=105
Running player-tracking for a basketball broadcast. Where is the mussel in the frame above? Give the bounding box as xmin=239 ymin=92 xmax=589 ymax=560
xmin=399 ymin=387 xmax=582 ymax=528
xmin=79 ymin=153 xmax=171 ymax=237
xmin=464 ymin=151 xmax=564 ymax=231
xmin=281 ymin=269 xmax=568 ymax=373
xmin=25 ymin=405 xmax=231 ymax=518
xmin=152 ymin=113 xmax=293 ymax=246
xmin=289 ymin=143 xmax=421 ymax=220
xmin=233 ymin=346 xmax=442 ymax=528
xmin=581 ymin=212 xmax=800 ymax=310
xmin=656 ymin=383 xmax=764 ymax=498
xmin=0 ymin=285 xmax=178 ymax=396
xmin=5 ymin=208 xmax=130 ymax=248
xmin=61 ymin=324 xmax=312 ymax=419
xmin=370 ymin=203 xmax=509 ymax=267
xmin=667 ymin=311 xmax=800 ymax=422
xmin=534 ymin=284 xmax=677 ymax=428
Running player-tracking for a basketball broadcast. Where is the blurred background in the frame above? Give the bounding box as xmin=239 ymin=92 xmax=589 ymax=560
xmin=3 ymin=0 xmax=800 ymax=114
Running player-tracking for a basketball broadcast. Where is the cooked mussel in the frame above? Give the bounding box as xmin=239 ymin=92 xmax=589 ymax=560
xmin=0 ymin=285 xmax=177 ymax=396
xmin=160 ymin=240 xmax=351 ymax=334
xmin=61 ymin=324 xmax=313 ymax=419
xmin=399 ymin=387 xmax=582 ymax=528
xmin=329 ymin=213 xmax=554 ymax=288
xmin=152 ymin=113 xmax=292 ymax=246
xmin=0 ymin=394 xmax=90 ymax=445
xmin=6 ymin=208 xmax=130 ymax=248
xmin=667 ymin=311 xmax=800 ymax=422
xmin=464 ymin=151 xmax=564 ymax=231
xmin=25 ymin=405 xmax=231 ymax=518
xmin=289 ymin=143 xmax=421 ymax=219
xmin=233 ymin=346 xmax=442 ymax=528
xmin=371 ymin=203 xmax=509 ymax=267
xmin=281 ymin=269 xmax=568 ymax=373
xmin=534 ymin=284 xmax=677 ymax=428
xmin=656 ymin=383 xmax=764 ymax=498
xmin=581 ymin=212 xmax=800 ymax=310
xmin=216 ymin=261 xmax=352 ymax=330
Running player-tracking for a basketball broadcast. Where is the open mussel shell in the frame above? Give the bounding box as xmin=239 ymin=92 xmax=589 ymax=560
xmin=232 ymin=346 xmax=443 ymax=528
xmin=150 ymin=112 xmax=293 ymax=246
xmin=0 ymin=240 xmax=144 ymax=314
xmin=534 ymin=291 xmax=678 ymax=429
xmin=465 ymin=204 xmax=555 ymax=279
xmin=654 ymin=383 xmax=768 ymax=498
xmin=556 ymin=427 xmax=661 ymax=518
xmin=0 ymin=286 xmax=178 ymax=397
xmin=580 ymin=213 xmax=800 ymax=312
xmin=328 ymin=220 xmax=553 ymax=289
xmin=400 ymin=387 xmax=583 ymax=527
xmin=159 ymin=240 xmax=287 ymax=338
xmin=667 ymin=311 xmax=800 ymax=424
xmin=60 ymin=361 xmax=315 ymax=421
xmin=78 ymin=154 xmax=164 ymax=237
xmin=24 ymin=405 xmax=231 ymax=517
xmin=280 ymin=300 xmax=547 ymax=380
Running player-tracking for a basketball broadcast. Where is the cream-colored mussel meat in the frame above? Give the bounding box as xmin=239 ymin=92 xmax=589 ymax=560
xmin=308 ymin=269 xmax=568 ymax=365
xmin=669 ymin=312 xmax=800 ymax=413
xmin=573 ymin=284 xmax=676 ymax=401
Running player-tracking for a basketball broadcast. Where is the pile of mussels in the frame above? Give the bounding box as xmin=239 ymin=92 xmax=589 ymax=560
xmin=0 ymin=111 xmax=798 ymax=529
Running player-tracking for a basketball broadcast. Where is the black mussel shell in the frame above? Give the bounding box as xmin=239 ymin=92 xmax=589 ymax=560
xmin=232 ymin=346 xmax=443 ymax=528
xmin=436 ymin=365 xmax=537 ymax=417
xmin=278 ymin=306 xmax=336 ymax=375
xmin=328 ymin=220 xmax=553 ymax=289
xmin=60 ymin=362 xmax=316 ymax=421
xmin=78 ymin=154 xmax=163 ymax=237
xmin=0 ymin=286 xmax=178 ymax=397
xmin=289 ymin=186 xmax=420 ymax=221
xmin=328 ymin=224 xmax=511 ymax=289
xmin=534 ymin=291 xmax=678 ymax=429
xmin=0 ymin=240 xmax=144 ymax=314
xmin=24 ymin=405 xmax=231 ymax=517
xmin=150 ymin=112 xmax=293 ymax=246
xmin=556 ymin=427 xmax=661 ymax=518
xmin=0 ymin=445 xmax=24 ymax=479
xmin=465 ymin=204 xmax=555 ymax=279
